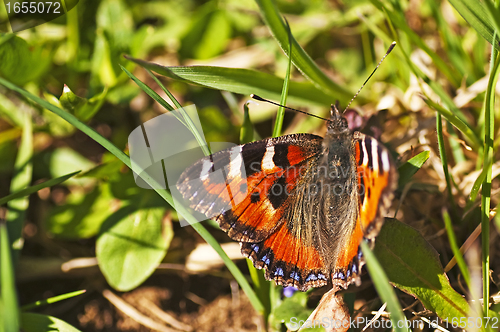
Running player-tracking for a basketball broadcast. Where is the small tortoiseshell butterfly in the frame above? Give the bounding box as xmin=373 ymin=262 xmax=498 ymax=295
xmin=176 ymin=102 xmax=397 ymax=291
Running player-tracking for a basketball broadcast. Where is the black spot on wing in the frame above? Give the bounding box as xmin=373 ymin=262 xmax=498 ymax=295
xmin=357 ymin=141 xmax=365 ymax=166
xmin=268 ymin=176 xmax=289 ymax=209
xmin=273 ymin=144 xmax=290 ymax=168
xmin=250 ymin=191 xmax=260 ymax=203
xmin=358 ymin=171 xmax=365 ymax=205
xmin=241 ymin=141 xmax=266 ymax=177
xmin=377 ymin=144 xmax=385 ymax=175
xmin=365 ymin=138 xmax=374 ymax=170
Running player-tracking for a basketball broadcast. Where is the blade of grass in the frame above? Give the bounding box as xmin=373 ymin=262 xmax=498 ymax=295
xmin=423 ymin=98 xmax=480 ymax=150
xmin=7 ymin=110 xmax=32 ymax=262
xmin=1 ymin=221 xmax=19 ymax=332
xmin=448 ymin=0 xmax=500 ymax=51
xmin=480 ymin=34 xmax=500 ymax=318
xmin=125 ymin=57 xmax=337 ymax=108
xmin=0 ymin=171 xmax=80 ymax=206
xmin=370 ymin=0 xmax=461 ymax=87
xmin=20 ymin=290 xmax=86 ymax=311
xmin=272 ymin=19 xmax=292 ymax=138
xmin=360 ymin=240 xmax=409 ymax=332
xmin=120 ymin=65 xmax=212 ymax=156
xmin=436 ymin=114 xmax=458 ymax=219
xmin=144 ymin=67 xmax=212 ymax=156
xmin=442 ymin=209 xmax=471 ymax=289
xmin=0 ymin=77 xmax=264 ymax=314
xmin=362 ymin=3 xmax=481 ymax=149
xmin=255 ymin=0 xmax=353 ymax=103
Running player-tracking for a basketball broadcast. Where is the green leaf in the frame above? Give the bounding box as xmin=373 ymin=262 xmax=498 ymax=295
xmin=362 ymin=238 xmax=409 ymax=332
xmin=96 ymin=206 xmax=173 ymax=291
xmin=271 ymin=292 xmax=314 ymax=331
xmin=20 ymin=313 xmax=82 ymax=332
xmin=240 ymin=103 xmax=254 ymax=144
xmin=397 ymin=151 xmax=429 ymax=187
xmin=1 ymin=222 xmax=20 ymax=332
xmin=49 ymin=147 xmax=95 ymax=186
xmin=448 ymin=0 xmax=500 ymax=51
xmin=45 ymin=183 xmax=116 ymax=239
xmin=59 ymin=85 xmax=108 ymax=122
xmin=126 ymin=57 xmax=337 ymax=107
xmin=0 ymin=35 xmax=51 ymax=85
xmin=0 ymin=171 xmax=79 ymax=206
xmin=375 ymin=219 xmax=470 ymax=327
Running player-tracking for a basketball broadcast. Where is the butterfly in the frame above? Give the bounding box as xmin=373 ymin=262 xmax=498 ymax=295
xmin=176 ymin=102 xmax=397 ymax=291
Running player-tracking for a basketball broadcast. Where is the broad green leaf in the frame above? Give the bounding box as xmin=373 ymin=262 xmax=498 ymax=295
xmin=20 ymin=313 xmax=82 ymax=332
xmin=45 ymin=182 xmax=116 ymax=239
xmin=271 ymin=292 xmax=314 ymax=331
xmin=375 ymin=219 xmax=470 ymax=327
xmin=1 ymin=222 xmax=19 ymax=332
xmin=49 ymin=147 xmax=95 ymax=186
xmin=0 ymin=171 xmax=79 ymax=206
xmin=126 ymin=57 xmax=337 ymax=107
xmin=397 ymin=151 xmax=430 ymax=187
xmin=96 ymin=206 xmax=172 ymax=291
xmin=0 ymin=35 xmax=51 ymax=85
xmin=362 ymin=239 xmax=409 ymax=332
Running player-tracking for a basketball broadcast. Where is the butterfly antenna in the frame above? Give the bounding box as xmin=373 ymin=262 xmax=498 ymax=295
xmin=250 ymin=94 xmax=329 ymax=121
xmin=343 ymin=41 xmax=396 ymax=112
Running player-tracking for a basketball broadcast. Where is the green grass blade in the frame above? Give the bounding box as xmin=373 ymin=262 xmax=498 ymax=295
xmin=423 ymin=98 xmax=480 ymax=149
xmin=120 ymin=65 xmax=211 ymax=156
xmin=273 ymin=19 xmax=292 ymax=138
xmin=120 ymin=65 xmax=176 ymax=113
xmin=448 ymin=0 xmax=500 ymax=51
xmin=1 ymin=221 xmax=20 ymax=332
xmin=125 ymin=59 xmax=339 ymax=108
xmin=436 ymin=114 xmax=458 ymax=217
xmin=397 ymin=151 xmax=429 ymax=188
xmin=0 ymin=77 xmax=265 ymax=314
xmin=6 ymin=110 xmax=32 ymax=261
xmin=361 ymin=239 xmax=409 ymax=332
xmin=371 ymin=0 xmax=461 ymax=86
xmin=442 ymin=209 xmax=471 ymax=289
xmin=480 ymin=35 xmax=500 ymax=318
xmin=20 ymin=290 xmax=86 ymax=311
xmin=254 ymin=0 xmax=352 ymax=103
xmin=0 ymin=171 xmax=79 ymax=206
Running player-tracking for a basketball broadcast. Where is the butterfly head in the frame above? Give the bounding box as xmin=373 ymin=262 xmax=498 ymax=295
xmin=327 ymin=103 xmax=349 ymax=135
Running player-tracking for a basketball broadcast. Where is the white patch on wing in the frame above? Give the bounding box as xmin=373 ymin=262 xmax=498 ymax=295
xmin=371 ymin=139 xmax=379 ymax=173
xmin=361 ymin=139 xmax=369 ymax=167
xmin=381 ymin=149 xmax=390 ymax=173
xmin=200 ymin=159 xmax=213 ymax=180
xmin=228 ymin=146 xmax=243 ymax=179
xmin=262 ymin=145 xmax=276 ymax=171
